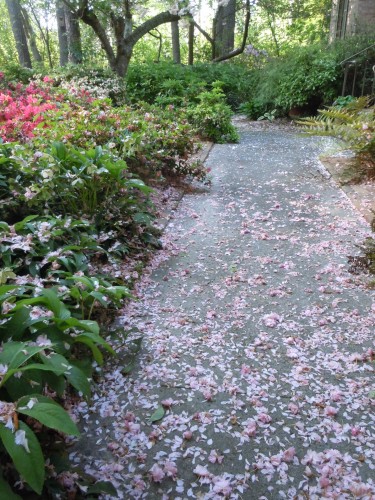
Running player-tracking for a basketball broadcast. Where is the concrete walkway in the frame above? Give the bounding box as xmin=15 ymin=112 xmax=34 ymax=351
xmin=72 ymin=123 xmax=375 ymax=499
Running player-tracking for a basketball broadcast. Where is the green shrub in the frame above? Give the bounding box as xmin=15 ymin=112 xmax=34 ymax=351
xmin=126 ymin=61 xmax=253 ymax=109
xmin=187 ymin=82 xmax=239 ymax=143
xmin=240 ymin=36 xmax=375 ymax=119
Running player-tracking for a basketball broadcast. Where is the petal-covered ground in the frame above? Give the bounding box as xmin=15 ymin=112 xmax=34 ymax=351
xmin=71 ymin=123 xmax=375 ymax=499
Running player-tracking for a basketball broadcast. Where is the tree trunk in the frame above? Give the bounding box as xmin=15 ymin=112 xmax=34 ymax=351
xmin=213 ymin=0 xmax=236 ymax=58
xmin=188 ymin=21 xmax=194 ymax=65
xmin=113 ymin=42 xmax=133 ymax=77
xmin=20 ymin=7 xmax=42 ymax=63
xmin=65 ymin=7 xmax=83 ymax=64
xmin=171 ymin=20 xmax=181 ymax=64
xmin=212 ymin=0 xmax=251 ymax=63
xmin=62 ymin=2 xmax=180 ymax=77
xmin=5 ymin=0 xmax=32 ymax=68
xmin=56 ymin=0 xmax=69 ymax=66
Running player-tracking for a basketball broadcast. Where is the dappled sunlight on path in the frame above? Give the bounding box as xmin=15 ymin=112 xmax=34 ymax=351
xmin=72 ymin=124 xmax=375 ymax=499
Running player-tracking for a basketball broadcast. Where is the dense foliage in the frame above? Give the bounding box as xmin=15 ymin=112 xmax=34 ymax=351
xmin=300 ymin=96 xmax=375 ymax=177
xmin=0 ymin=71 xmax=214 ymax=495
xmin=239 ymin=36 xmax=375 ymax=119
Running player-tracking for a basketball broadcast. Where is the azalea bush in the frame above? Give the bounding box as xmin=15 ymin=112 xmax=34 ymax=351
xmin=0 ymin=79 xmax=62 ymax=142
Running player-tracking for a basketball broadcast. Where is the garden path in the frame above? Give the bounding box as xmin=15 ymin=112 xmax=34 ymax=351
xmin=72 ymin=122 xmax=375 ymax=499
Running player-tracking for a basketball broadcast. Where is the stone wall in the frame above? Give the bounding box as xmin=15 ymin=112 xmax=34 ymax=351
xmin=330 ymin=0 xmax=375 ymax=40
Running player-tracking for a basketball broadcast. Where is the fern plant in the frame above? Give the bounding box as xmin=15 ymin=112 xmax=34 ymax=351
xmin=299 ymin=97 xmax=375 ymax=162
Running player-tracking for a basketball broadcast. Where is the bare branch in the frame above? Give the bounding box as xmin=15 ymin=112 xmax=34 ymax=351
xmin=125 ymin=10 xmax=180 ymax=46
xmin=189 ymin=18 xmax=213 ymax=45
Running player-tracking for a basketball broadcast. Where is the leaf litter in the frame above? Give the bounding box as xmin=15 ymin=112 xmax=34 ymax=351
xmin=70 ymin=125 xmax=375 ymax=499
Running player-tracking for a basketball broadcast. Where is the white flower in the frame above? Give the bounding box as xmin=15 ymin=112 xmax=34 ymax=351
xmin=24 ymin=187 xmax=36 ymax=199
xmin=41 ymin=169 xmax=53 ymax=179
xmin=35 ymin=335 xmax=52 ymax=347
xmin=0 ymin=364 xmax=8 ymax=377
xmin=15 ymin=430 xmax=30 ymax=453
xmin=27 ymin=398 xmax=38 ymax=409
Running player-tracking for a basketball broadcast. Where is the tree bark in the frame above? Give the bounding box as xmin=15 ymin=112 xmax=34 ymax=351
xmin=20 ymin=6 xmax=42 ymax=63
xmin=213 ymin=0 xmax=251 ymax=63
xmin=188 ymin=21 xmax=194 ymax=65
xmin=65 ymin=7 xmax=82 ymax=64
xmin=56 ymin=0 xmax=69 ymax=66
xmin=5 ymin=0 xmax=32 ymax=68
xmin=171 ymin=20 xmax=181 ymax=64
xmin=213 ymin=0 xmax=236 ymax=59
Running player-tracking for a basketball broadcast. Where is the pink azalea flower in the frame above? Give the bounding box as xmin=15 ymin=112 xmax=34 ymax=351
xmin=282 ymin=447 xmax=296 ymax=463
xmin=257 ymin=412 xmax=272 ymax=424
xmin=324 ymin=406 xmax=338 ymax=417
xmin=193 ymin=465 xmax=211 ymax=478
xmin=164 ymin=461 xmax=178 ymax=479
xmin=149 ymin=464 xmax=165 ymax=483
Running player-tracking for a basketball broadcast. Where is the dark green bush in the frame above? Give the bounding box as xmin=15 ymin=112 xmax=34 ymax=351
xmin=240 ymin=36 xmax=375 ymax=119
xmin=126 ymin=61 xmax=252 ymax=109
xmin=187 ymin=82 xmax=239 ymax=143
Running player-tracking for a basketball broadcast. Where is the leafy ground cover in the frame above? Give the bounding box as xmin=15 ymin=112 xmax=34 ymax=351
xmin=0 ymin=73 xmax=220 ymax=496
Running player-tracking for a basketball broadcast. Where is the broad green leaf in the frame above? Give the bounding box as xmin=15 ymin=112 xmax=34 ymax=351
xmin=13 ymin=215 xmax=39 ymax=232
xmin=0 ymin=306 xmax=32 ymax=341
xmin=0 ymin=343 xmax=51 ymax=384
xmin=132 ymin=212 xmax=153 ymax=225
xmin=0 ymin=421 xmax=45 ymax=494
xmin=17 ymin=397 xmax=79 ymax=436
xmin=0 ymin=284 xmax=20 ymax=298
xmin=84 ymin=480 xmax=118 ymax=496
xmin=67 ymin=365 xmax=91 ymax=398
xmin=13 ymin=363 xmax=65 ymax=375
xmin=149 ymin=406 xmax=165 ymax=423
xmin=0 ymin=474 xmax=22 ymax=499
xmin=41 ymin=289 xmax=70 ymax=320
xmin=73 ymin=336 xmax=104 ymax=365
xmin=128 ymin=337 xmax=143 ymax=354
xmin=74 ymin=330 xmax=113 ymax=351
xmin=58 ymin=317 xmax=100 ymax=336
xmin=0 ymin=268 xmax=16 ymax=285
xmin=126 ymin=178 xmax=153 ymax=193
xmin=121 ymin=359 xmax=136 ymax=375
xmin=89 ymin=291 xmax=109 ymax=308
xmin=4 ymin=370 xmax=43 ymax=400
xmin=41 ymin=354 xmax=91 ymax=398
xmin=41 ymin=372 xmax=66 ymax=397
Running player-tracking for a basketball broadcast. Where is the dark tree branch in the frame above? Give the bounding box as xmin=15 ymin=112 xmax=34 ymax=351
xmin=68 ymin=1 xmax=116 ymax=68
xmin=148 ymin=28 xmax=162 ymax=63
xmin=189 ymin=18 xmax=213 ymax=44
xmin=125 ymin=11 xmax=180 ymax=46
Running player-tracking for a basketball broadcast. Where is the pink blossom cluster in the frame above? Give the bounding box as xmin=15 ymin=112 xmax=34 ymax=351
xmin=0 ymin=82 xmax=59 ymax=142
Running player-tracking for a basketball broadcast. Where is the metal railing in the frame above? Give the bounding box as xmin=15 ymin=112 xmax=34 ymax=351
xmin=340 ymin=43 xmax=375 ymax=97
